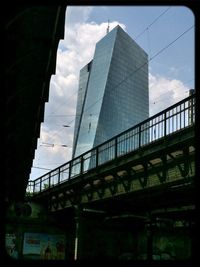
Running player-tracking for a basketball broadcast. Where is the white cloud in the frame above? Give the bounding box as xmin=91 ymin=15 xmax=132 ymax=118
xmin=30 ymin=7 xmax=190 ymax=181
xmin=30 ymin=125 xmax=73 ymax=180
xmin=45 ymin=17 xmax=126 ymax=122
xmin=149 ymin=73 xmax=190 ymax=116
xmin=30 ymin=10 xmax=127 ymax=180
xmin=65 ymin=6 xmax=93 ymax=26
xmin=58 ymin=21 xmax=126 ymax=73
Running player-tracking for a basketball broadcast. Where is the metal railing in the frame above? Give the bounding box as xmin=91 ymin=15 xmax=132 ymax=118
xmin=26 ymin=94 xmax=195 ymax=195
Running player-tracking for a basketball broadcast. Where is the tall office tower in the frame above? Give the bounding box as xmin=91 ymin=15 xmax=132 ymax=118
xmin=72 ymin=25 xmax=149 ymax=159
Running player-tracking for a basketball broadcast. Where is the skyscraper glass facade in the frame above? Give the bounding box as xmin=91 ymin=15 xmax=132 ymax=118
xmin=72 ymin=25 xmax=149 ymax=159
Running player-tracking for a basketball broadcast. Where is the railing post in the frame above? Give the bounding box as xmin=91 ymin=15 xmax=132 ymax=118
xmin=58 ymin=168 xmax=61 ymax=184
xmin=96 ymin=147 xmax=99 ymax=168
xmin=164 ymin=111 xmax=167 ymax=137
xmin=115 ymin=137 xmax=118 ymax=159
xmin=189 ymin=95 xmax=194 ymax=125
xmin=49 ymin=173 xmax=51 ymax=188
xmin=69 ymin=161 xmax=72 ymax=180
xmin=33 ymin=181 xmax=35 ymax=194
xmin=40 ymin=178 xmax=42 ymax=193
xmin=139 ymin=125 xmax=141 ymax=148
xmin=80 ymin=156 xmax=84 ymax=175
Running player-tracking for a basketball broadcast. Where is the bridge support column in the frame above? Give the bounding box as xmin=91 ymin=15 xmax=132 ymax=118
xmin=74 ymin=205 xmax=81 ymax=260
xmin=146 ymin=215 xmax=153 ymax=260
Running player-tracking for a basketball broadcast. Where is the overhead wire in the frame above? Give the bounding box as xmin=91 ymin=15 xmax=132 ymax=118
xmin=134 ymin=7 xmax=171 ymax=40
xmin=65 ymin=24 xmax=194 ymax=127
xmin=45 ymin=82 xmax=79 ymax=117
xmin=149 ymin=25 xmax=194 ymax=62
xmin=67 ymin=24 xmax=194 ymax=147
xmin=32 ymin=166 xmax=52 ymax=171
xmin=39 ymin=23 xmax=194 ymax=148
xmin=42 ymin=7 xmax=171 ymax=125
xmin=32 ymin=18 xmax=194 ymax=175
xmin=36 ymin=10 xmax=194 ymax=169
xmin=146 ymin=27 xmax=152 ymax=59
xmin=69 ymin=82 xmax=194 ymax=140
xmin=42 ymin=6 xmax=172 ymax=121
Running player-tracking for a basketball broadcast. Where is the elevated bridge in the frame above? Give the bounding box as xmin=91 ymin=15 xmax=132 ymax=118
xmin=25 ymin=94 xmax=195 ymax=260
xmin=27 ymin=94 xmax=195 ymax=213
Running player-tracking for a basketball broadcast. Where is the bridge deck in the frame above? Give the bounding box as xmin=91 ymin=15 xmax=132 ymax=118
xmin=26 ymin=95 xmax=195 ymax=213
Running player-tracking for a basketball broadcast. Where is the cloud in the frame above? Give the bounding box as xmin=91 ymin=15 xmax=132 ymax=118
xmin=30 ymin=6 xmax=126 ymax=180
xmin=149 ymin=73 xmax=190 ymax=116
xmin=31 ymin=125 xmax=73 ymax=177
xmin=65 ymin=6 xmax=93 ymax=26
xmin=45 ymin=17 xmax=126 ymax=119
xmin=30 ymin=6 xmax=190 ymax=181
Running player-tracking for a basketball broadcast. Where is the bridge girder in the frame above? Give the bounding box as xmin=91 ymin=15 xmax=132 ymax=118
xmin=29 ymin=127 xmax=195 ymax=214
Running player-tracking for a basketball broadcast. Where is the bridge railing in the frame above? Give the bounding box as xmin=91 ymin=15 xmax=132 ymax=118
xmin=26 ymin=94 xmax=195 ymax=195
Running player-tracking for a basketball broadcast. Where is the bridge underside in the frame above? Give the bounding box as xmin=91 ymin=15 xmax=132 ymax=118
xmin=32 ymin=126 xmax=195 ymax=212
xmin=27 ymin=126 xmax=196 ymax=260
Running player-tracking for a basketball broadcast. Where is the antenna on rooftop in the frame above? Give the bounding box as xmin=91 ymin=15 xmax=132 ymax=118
xmin=107 ymin=19 xmax=110 ymax=34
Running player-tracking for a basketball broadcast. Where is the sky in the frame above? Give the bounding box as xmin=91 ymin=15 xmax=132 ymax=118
xmin=29 ymin=5 xmax=195 ymax=181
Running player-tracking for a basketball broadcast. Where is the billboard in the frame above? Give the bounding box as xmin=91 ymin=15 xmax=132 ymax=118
xmin=23 ymin=233 xmax=65 ymax=260
xmin=5 ymin=233 xmax=18 ymax=259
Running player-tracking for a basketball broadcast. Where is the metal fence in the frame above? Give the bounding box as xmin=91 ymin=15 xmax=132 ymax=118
xmin=26 ymin=94 xmax=195 ymax=195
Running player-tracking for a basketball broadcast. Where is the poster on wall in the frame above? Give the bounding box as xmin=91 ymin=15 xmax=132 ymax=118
xmin=5 ymin=233 xmax=18 ymax=259
xmin=23 ymin=233 xmax=65 ymax=260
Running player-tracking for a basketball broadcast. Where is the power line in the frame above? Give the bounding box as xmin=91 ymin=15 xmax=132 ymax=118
xmin=47 ymin=78 xmax=79 ymax=114
xmin=149 ymin=25 xmax=194 ymax=61
xmin=42 ymin=8 xmax=171 ymax=121
xmin=65 ymin=24 xmax=194 ymax=128
xmin=43 ymin=75 xmax=194 ymax=127
xmin=46 ymin=114 xmax=77 ymax=117
xmin=39 ymin=24 xmax=194 ymax=147
xmin=33 ymin=162 xmax=66 ymax=165
xmin=68 ymin=79 xmax=193 ymax=146
xmin=146 ymin=27 xmax=152 ymax=58
xmin=134 ymin=7 xmax=171 ymax=40
xmin=32 ymin=166 xmax=52 ymax=171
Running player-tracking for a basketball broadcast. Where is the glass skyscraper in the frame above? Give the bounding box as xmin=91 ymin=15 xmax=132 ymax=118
xmin=72 ymin=25 xmax=149 ymax=159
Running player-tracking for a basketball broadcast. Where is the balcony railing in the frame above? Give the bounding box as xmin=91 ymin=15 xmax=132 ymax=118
xmin=26 ymin=94 xmax=195 ymax=195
